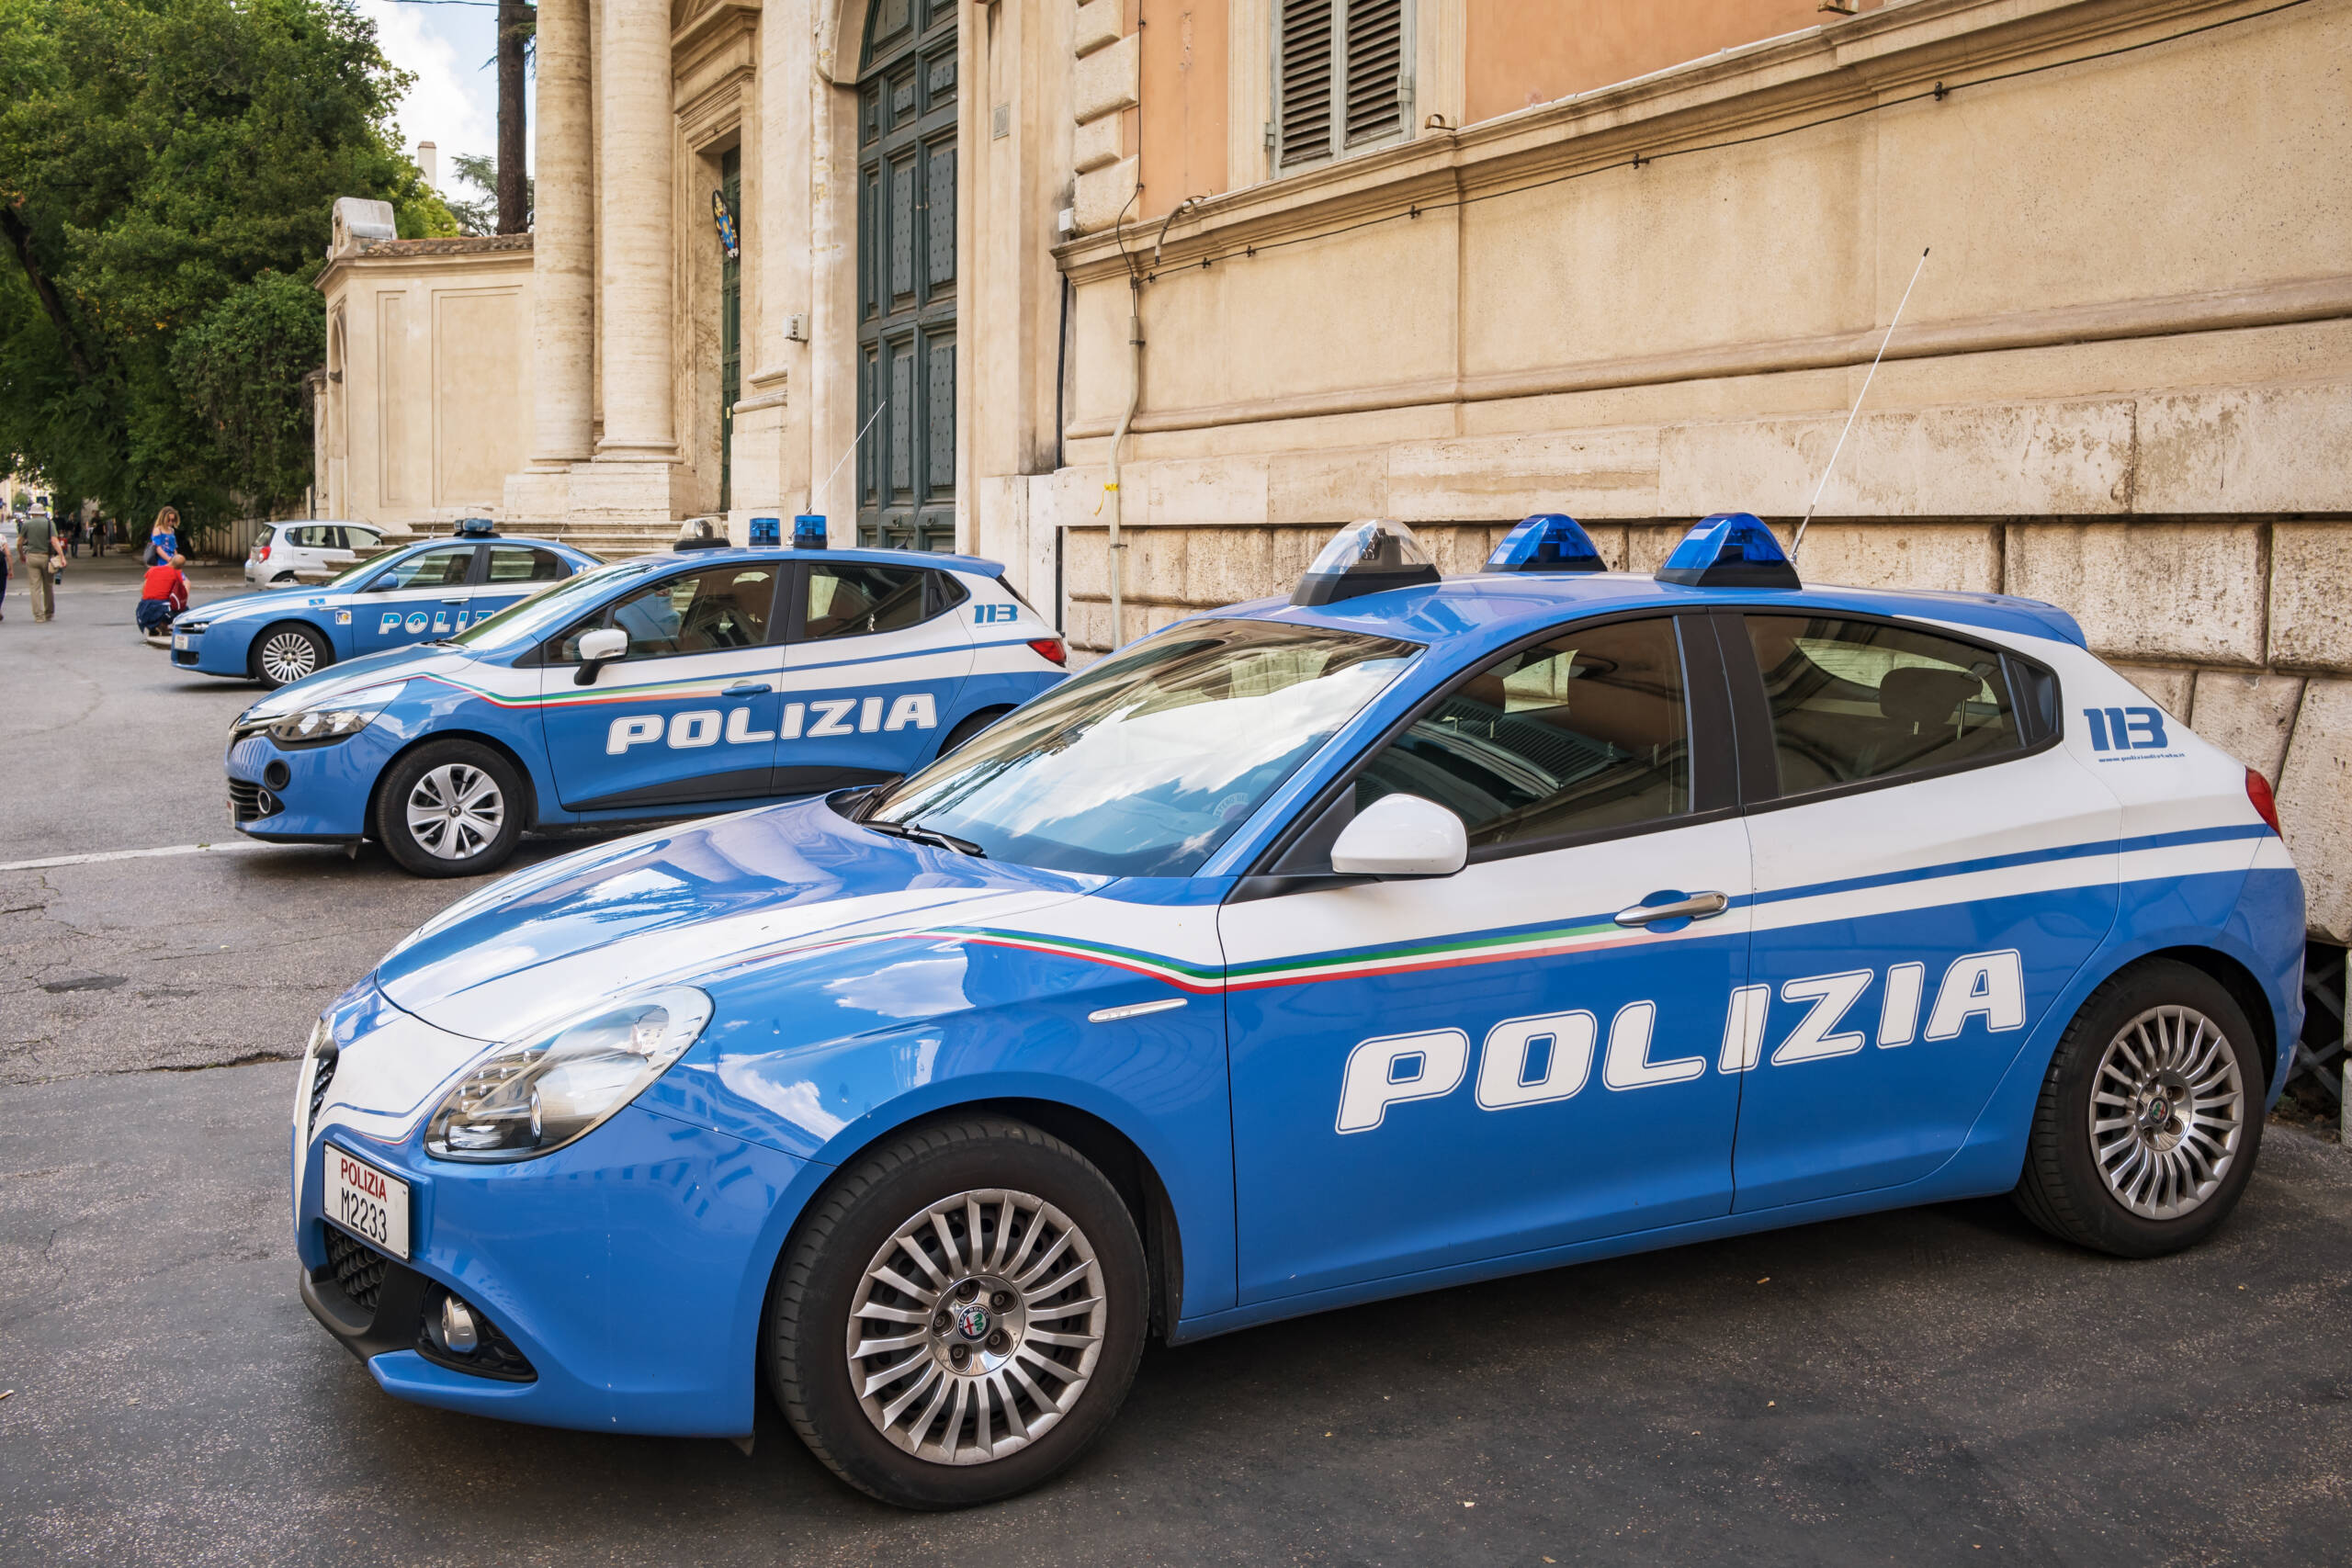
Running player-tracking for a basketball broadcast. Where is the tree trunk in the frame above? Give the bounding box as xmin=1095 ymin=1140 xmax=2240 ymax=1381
xmin=496 ymin=0 xmax=529 ymax=234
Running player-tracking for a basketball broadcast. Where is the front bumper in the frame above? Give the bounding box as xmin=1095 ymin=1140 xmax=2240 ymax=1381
xmin=297 ymin=1101 xmax=814 ymax=1437
xmin=226 ymin=728 xmax=399 ymax=840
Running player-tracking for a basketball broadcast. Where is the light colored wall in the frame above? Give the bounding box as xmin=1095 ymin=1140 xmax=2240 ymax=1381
xmin=315 ymin=240 xmax=536 ymax=532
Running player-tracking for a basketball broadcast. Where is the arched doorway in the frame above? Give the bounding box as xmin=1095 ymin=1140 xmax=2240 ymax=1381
xmin=854 ymin=0 xmax=956 ymax=551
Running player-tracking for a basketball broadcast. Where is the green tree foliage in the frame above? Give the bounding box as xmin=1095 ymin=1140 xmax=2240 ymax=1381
xmin=447 ymin=151 xmax=533 ymax=239
xmin=0 ymin=0 xmax=447 ymax=534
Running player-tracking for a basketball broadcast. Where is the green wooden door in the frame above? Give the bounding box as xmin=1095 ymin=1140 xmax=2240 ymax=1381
xmin=719 ymin=148 xmax=741 ymax=514
xmin=855 ymin=0 xmax=956 ymax=551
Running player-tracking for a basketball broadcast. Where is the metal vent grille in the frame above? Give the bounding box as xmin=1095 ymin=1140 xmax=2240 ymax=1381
xmin=323 ymin=1224 xmax=390 ymax=1314
xmin=1343 ymin=0 xmax=1405 ymax=145
xmin=309 ymin=1043 xmax=338 ymax=1129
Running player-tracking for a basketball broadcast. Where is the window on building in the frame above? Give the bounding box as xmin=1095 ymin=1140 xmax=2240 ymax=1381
xmin=1744 ymin=615 xmax=2023 ymax=795
xmin=1274 ymin=0 xmax=1410 ymax=172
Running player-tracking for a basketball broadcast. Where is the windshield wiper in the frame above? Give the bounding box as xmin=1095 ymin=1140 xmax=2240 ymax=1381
xmin=867 ymin=819 xmax=987 ymax=858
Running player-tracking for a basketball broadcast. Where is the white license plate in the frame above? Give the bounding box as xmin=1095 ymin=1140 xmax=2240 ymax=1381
xmin=173 ymin=634 xmax=188 ymax=650
xmin=326 ymin=1145 xmax=412 ymax=1259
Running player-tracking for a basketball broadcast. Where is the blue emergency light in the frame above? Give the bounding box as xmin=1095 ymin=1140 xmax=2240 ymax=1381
xmin=1291 ymin=518 xmax=1442 ymax=606
xmin=453 ymin=516 xmax=497 ymax=538
xmin=793 ymin=514 xmax=829 ymax=548
xmin=749 ymin=515 xmax=780 ymax=547
xmin=1487 ymin=513 xmax=1605 ymax=574
xmin=1654 ymin=512 xmax=1801 ymax=590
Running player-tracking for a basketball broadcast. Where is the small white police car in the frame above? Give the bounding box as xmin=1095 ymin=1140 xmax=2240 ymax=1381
xmin=291 ymin=514 xmax=2301 ymax=1507
xmin=227 ymin=541 xmax=1066 ymax=874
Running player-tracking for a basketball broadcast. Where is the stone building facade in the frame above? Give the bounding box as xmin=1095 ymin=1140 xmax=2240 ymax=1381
xmin=437 ymin=0 xmax=2349 ymax=935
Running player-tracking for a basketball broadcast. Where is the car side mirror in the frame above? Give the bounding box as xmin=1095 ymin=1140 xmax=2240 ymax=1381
xmin=574 ymin=626 xmax=628 ymax=686
xmin=1328 ymin=794 xmax=1467 ymax=878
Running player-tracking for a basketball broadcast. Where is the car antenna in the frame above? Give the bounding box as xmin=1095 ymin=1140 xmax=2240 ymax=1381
xmin=816 ymin=400 xmax=888 ymax=525
xmin=1792 ymin=246 xmax=1928 ymax=562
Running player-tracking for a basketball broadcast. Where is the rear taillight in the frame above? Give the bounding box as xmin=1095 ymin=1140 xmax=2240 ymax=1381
xmin=254 ymin=542 xmax=269 ymax=560
xmin=1028 ymin=637 xmax=1067 ymax=667
xmin=2246 ymin=768 xmax=2283 ymax=836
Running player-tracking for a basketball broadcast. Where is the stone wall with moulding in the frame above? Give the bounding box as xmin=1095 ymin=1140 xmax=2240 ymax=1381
xmin=1068 ymin=14 xmax=1137 ymax=235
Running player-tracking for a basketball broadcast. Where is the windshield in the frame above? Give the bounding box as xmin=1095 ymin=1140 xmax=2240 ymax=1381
xmin=451 ymin=558 xmax=666 ymax=652
xmin=867 ymin=618 xmax=1422 ymax=877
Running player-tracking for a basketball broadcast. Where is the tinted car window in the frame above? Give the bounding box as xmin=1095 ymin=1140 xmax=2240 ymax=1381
xmin=557 ymin=565 xmax=781 ymax=660
xmin=368 ymin=546 xmax=476 ymax=592
xmin=486 ymin=544 xmax=568 ymax=583
xmin=805 ymin=562 xmax=928 ymax=640
xmin=1746 ymin=615 xmax=2020 ymax=794
xmin=1353 ymin=615 xmax=1690 ymax=851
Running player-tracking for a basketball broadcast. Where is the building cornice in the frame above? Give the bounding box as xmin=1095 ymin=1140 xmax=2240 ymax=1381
xmin=1055 ymin=0 xmax=2309 ymax=283
xmin=314 ymin=234 xmax=535 ymax=291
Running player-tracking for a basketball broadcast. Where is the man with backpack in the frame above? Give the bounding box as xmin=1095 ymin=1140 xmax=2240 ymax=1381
xmin=15 ymin=508 xmax=56 ymax=623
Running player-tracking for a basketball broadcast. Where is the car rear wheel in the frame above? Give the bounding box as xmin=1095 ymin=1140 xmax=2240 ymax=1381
xmin=253 ymin=623 xmax=332 ymax=689
xmin=374 ymin=740 xmax=526 ymax=877
xmin=935 ymin=706 xmax=1012 ymax=761
xmin=766 ymin=1116 xmax=1148 ymax=1508
xmin=2013 ymin=958 xmax=2263 ymax=1258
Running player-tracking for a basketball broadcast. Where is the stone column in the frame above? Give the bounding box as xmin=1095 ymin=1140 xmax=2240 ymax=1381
xmin=528 ymin=0 xmax=594 ymax=466
xmin=595 ymin=0 xmax=675 ymax=460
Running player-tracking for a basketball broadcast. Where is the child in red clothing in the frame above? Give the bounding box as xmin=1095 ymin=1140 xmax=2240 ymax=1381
xmin=136 ymin=554 xmax=188 ymax=635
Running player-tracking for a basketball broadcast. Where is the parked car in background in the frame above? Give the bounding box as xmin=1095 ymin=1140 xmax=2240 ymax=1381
xmin=248 ymin=521 xmax=390 ymax=587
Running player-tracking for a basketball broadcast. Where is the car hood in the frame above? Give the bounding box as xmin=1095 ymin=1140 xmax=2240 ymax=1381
xmin=186 ymin=586 xmax=350 ymax=626
xmin=373 ymin=797 xmax=1103 ymax=1043
xmin=236 ymin=645 xmax=479 ymax=722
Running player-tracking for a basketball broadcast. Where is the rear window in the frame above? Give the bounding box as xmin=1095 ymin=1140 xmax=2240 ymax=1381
xmin=1745 ymin=615 xmax=2022 ymax=795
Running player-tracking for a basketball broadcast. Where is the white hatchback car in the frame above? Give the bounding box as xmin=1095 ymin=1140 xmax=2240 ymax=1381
xmin=246 ymin=521 xmax=390 ymax=587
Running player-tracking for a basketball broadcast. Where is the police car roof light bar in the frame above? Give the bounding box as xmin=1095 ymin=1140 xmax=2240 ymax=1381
xmin=454 ymin=516 xmax=496 ymax=538
xmin=1291 ymin=519 xmax=1442 ymax=606
xmin=1655 ymin=512 xmax=1803 ymax=590
xmin=1791 ymin=245 xmax=1929 ymax=562
xmin=1487 ymin=513 xmax=1606 ymax=574
xmin=792 ymin=514 xmax=828 ymax=549
xmin=748 ymin=516 xmax=781 ymax=547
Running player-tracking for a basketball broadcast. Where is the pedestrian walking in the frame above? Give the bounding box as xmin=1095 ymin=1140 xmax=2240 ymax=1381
xmin=0 ymin=525 xmax=10 ymax=622
xmin=16 ymin=507 xmax=57 ymax=623
xmin=145 ymin=506 xmax=181 ymax=567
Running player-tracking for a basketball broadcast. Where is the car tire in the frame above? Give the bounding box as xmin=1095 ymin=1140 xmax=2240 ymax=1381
xmin=935 ymin=706 xmax=1012 ymax=761
xmin=766 ymin=1115 xmax=1148 ymax=1509
xmin=269 ymin=572 xmax=297 ymax=586
xmin=2012 ymin=958 xmax=2265 ymax=1258
xmin=251 ymin=623 xmax=332 ymax=689
xmin=374 ymin=740 xmax=527 ymax=878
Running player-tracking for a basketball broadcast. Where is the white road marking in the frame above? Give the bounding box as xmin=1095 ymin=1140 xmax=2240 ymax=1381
xmin=0 ymin=841 xmax=276 ymax=874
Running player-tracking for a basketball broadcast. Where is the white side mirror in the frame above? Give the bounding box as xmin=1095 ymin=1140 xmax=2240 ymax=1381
xmin=578 ymin=626 xmax=628 ymax=662
xmin=1329 ymin=794 xmax=1467 ymax=878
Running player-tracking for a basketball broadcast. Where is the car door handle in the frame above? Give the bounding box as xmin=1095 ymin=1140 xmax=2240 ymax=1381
xmin=1613 ymin=891 xmax=1730 ymax=927
xmin=722 ymin=682 xmax=773 ymax=697
xmin=439 ymin=596 xmax=467 ymax=604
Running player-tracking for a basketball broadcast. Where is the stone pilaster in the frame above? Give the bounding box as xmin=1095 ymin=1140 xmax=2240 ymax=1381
xmin=530 ymin=0 xmax=594 ymax=468
xmin=594 ymin=0 xmax=677 ymax=485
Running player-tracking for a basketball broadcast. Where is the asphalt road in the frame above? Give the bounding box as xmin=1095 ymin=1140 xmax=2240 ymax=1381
xmin=6 ymin=552 xmax=2352 ymax=1565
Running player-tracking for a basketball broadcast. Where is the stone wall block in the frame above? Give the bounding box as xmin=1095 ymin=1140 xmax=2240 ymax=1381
xmin=1073 ymin=113 xmax=1123 ymax=175
xmin=1267 ymin=448 xmax=1389 ymax=523
xmin=2112 ymin=665 xmax=2195 ymax=722
xmin=1072 ymin=0 xmax=1123 ymax=57
xmin=2188 ymin=671 xmax=2304 ymax=782
xmin=1063 ymin=596 xmax=1114 ymax=653
xmin=1625 ymin=524 xmax=1693 ymax=574
xmin=1790 ymin=523 xmax=2002 ymax=593
xmin=2268 ymin=523 xmax=2352 ymax=674
xmin=2002 ymin=522 xmax=2266 ymax=667
xmin=1271 ymin=524 xmax=1333 ymax=582
xmin=1072 ymin=31 xmax=1139 ymax=123
xmin=1062 ymin=529 xmax=1109 ymax=599
xmin=1116 ymin=526 xmax=1189 ymax=598
xmin=1184 ymin=526 xmax=1279 ymax=605
xmin=1072 ymin=155 xmax=1139 ymax=234
xmin=1143 ymin=457 xmax=1268 ymax=527
xmin=1387 ymin=428 xmax=1660 ymax=522
xmin=2139 ymin=383 xmax=2352 ymax=514
xmin=2277 ymin=678 xmax=2352 ymax=943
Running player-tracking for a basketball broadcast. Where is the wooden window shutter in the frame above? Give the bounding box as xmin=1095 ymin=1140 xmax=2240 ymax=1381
xmin=1341 ymin=0 xmax=1405 ymax=147
xmin=1275 ymin=0 xmax=1335 ymax=169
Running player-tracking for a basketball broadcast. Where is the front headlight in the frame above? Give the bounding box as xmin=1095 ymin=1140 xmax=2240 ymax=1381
xmin=242 ymin=684 xmax=402 ymax=746
xmin=424 ymin=987 xmax=714 ymax=1162
xmin=179 ymin=618 xmax=211 ymax=635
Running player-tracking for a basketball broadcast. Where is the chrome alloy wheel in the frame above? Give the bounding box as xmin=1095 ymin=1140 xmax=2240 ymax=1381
xmin=402 ymin=763 xmax=505 ymax=861
xmin=257 ymin=630 xmax=320 ymax=685
xmin=845 ymin=1188 xmax=1106 ymax=1466
xmin=2090 ymin=1004 xmax=2245 ymax=1221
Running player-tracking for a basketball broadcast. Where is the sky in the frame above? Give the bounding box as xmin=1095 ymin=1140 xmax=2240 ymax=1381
xmin=356 ymin=0 xmax=534 ymax=193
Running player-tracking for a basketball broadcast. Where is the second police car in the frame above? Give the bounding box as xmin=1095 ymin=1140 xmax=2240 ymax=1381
xmin=173 ymin=518 xmax=600 ymax=688
xmin=289 ymin=513 xmax=2301 ymax=1507
xmin=226 ymin=528 xmax=1069 ymax=874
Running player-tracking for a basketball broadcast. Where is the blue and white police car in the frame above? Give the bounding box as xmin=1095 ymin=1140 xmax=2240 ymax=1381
xmin=227 ymin=537 xmax=1067 ymax=875
xmin=172 ymin=519 xmax=600 ymax=688
xmin=291 ymin=513 xmax=2301 ymax=1507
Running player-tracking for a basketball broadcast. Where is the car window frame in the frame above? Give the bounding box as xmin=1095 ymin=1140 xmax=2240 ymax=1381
xmin=784 ymin=558 xmax=956 ymax=645
xmin=1715 ymin=606 xmax=2064 ymax=815
xmin=481 ymin=541 xmax=571 ymax=588
xmin=537 ymin=559 xmax=793 ymax=666
xmin=1234 ymin=608 xmax=1738 ymax=899
xmin=359 ymin=542 xmax=482 ymax=594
